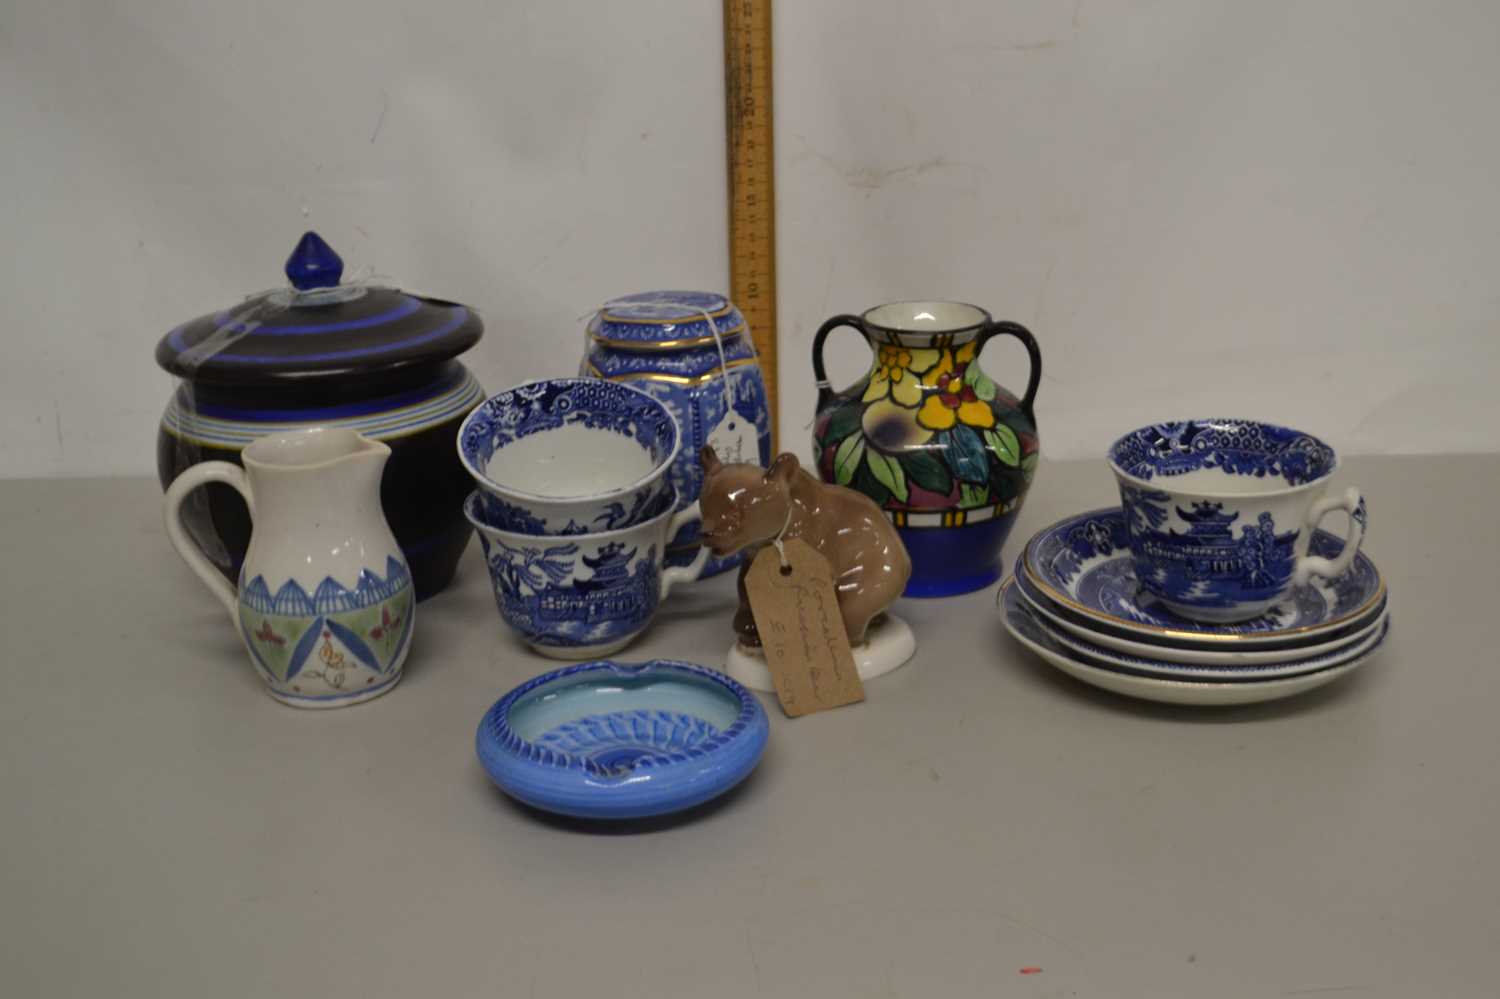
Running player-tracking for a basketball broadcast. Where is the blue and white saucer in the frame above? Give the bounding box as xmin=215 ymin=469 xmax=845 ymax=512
xmin=1021 ymin=509 xmax=1386 ymax=651
xmin=1002 ymin=579 xmax=1389 ymax=681
xmin=476 ymin=659 xmax=768 ymax=820
xmin=1013 ymin=557 xmax=1387 ymax=666
xmin=1000 ymin=580 xmax=1387 ymax=705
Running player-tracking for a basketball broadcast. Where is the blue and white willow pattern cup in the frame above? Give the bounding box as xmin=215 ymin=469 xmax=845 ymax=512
xmin=464 ymin=489 xmax=709 ymax=659
xmin=1107 ymin=419 xmax=1366 ymax=623
xmin=457 ymin=378 xmax=681 ymax=536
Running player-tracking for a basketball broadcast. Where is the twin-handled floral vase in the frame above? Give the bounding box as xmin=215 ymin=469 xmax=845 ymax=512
xmin=812 ymin=302 xmax=1042 ymax=597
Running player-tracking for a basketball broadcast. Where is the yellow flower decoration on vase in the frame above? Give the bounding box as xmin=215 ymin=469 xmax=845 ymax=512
xmin=862 ymin=345 xmax=940 ymax=408
xmin=916 ymin=341 xmax=995 ymax=431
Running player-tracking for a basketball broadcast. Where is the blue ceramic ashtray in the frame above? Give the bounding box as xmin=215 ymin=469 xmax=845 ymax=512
xmin=476 ymin=659 xmax=769 ymax=820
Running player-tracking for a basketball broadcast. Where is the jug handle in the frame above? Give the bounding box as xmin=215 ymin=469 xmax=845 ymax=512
xmin=811 ymin=314 xmax=868 ymax=410
xmin=976 ymin=319 xmax=1042 ymax=424
xmin=163 ymin=462 xmax=253 ymax=621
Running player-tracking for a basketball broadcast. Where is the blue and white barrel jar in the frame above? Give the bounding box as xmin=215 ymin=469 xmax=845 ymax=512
xmin=580 ymin=291 xmax=771 ymax=577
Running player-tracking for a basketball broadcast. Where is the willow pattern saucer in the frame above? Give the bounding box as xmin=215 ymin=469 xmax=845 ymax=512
xmin=1003 ymin=580 xmax=1389 ymax=681
xmin=476 ymin=659 xmax=768 ymax=820
xmin=1000 ymin=581 xmax=1385 ymax=706
xmin=1013 ymin=557 xmax=1387 ymax=666
xmin=1022 ymin=509 xmax=1386 ymax=650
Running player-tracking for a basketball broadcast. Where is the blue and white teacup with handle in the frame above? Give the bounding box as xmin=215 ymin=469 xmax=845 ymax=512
xmin=464 ymin=489 xmax=710 ymax=658
xmin=1107 ymin=419 xmax=1366 ymax=623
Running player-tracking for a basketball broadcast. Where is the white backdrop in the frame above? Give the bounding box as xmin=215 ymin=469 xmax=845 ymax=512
xmin=3 ymin=0 xmax=1497 ymax=479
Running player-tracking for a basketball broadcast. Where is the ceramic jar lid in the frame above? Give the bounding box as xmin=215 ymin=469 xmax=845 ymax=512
xmin=154 ymin=232 xmax=483 ymax=384
xmin=592 ymin=291 xmax=746 ymax=349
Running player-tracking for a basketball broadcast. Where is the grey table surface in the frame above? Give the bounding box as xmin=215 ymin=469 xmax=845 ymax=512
xmin=2 ymin=455 xmax=1496 ymax=998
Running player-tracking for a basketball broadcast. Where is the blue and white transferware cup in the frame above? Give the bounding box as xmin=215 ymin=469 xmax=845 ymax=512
xmin=464 ymin=489 xmax=711 ymax=659
xmin=1107 ymin=419 xmax=1367 ymax=623
xmin=457 ymin=378 xmax=681 ymax=536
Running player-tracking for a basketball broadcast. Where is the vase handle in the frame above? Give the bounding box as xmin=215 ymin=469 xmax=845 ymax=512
xmin=976 ymin=319 xmax=1042 ymax=424
xmin=164 ymin=461 xmax=253 ymax=622
xmin=811 ymin=314 xmax=869 ymax=410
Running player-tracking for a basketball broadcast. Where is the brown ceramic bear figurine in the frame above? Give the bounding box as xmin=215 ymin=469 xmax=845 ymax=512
xmin=699 ymin=446 xmax=912 ymax=648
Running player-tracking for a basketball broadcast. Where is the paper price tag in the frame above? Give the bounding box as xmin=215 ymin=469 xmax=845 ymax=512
xmin=706 ymin=407 xmax=757 ymax=465
xmin=744 ymin=538 xmax=865 ymax=717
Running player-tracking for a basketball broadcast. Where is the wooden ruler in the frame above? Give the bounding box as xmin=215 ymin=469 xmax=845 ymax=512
xmin=724 ymin=0 xmax=779 ymax=452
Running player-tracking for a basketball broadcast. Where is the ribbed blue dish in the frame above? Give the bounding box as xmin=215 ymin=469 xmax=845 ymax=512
xmin=476 ymin=660 xmax=769 ymax=820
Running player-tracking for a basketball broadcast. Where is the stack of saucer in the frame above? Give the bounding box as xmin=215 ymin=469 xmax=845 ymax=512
xmin=1001 ymin=417 xmax=1395 ymax=705
xmin=1001 ymin=507 xmax=1389 ymax=705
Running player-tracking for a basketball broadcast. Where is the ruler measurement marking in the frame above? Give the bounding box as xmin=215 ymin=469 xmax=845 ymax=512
xmin=725 ymin=0 xmax=779 ymax=452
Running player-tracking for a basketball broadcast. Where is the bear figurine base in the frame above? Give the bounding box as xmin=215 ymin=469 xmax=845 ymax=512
xmin=724 ymin=612 xmax=916 ymax=692
xmin=698 ymin=446 xmax=918 ymax=692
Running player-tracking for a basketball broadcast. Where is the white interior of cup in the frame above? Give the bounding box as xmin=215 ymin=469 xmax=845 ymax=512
xmin=863 ymin=301 xmax=988 ymax=333
xmin=485 ymin=425 xmax=657 ymax=498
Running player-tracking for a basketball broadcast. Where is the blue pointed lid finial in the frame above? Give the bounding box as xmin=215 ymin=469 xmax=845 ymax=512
xmin=284 ymin=231 xmax=344 ymax=290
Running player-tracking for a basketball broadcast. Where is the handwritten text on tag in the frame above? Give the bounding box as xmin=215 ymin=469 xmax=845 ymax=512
xmin=744 ymin=538 xmax=865 ymax=716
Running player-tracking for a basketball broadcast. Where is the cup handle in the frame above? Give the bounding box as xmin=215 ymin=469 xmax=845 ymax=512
xmin=659 ymin=502 xmax=711 ymax=598
xmin=811 ymin=314 xmax=868 ymax=410
xmin=975 ymin=319 xmax=1043 ymax=425
xmin=163 ymin=461 xmax=253 ymax=621
xmin=1293 ymin=487 xmax=1366 ymax=587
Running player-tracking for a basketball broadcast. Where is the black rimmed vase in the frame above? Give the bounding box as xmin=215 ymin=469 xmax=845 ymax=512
xmin=811 ymin=301 xmax=1041 ymax=597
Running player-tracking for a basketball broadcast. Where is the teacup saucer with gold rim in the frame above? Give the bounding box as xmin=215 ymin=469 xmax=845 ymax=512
xmin=1000 ymin=580 xmax=1386 ymax=706
xmin=1021 ymin=509 xmax=1386 ymax=652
